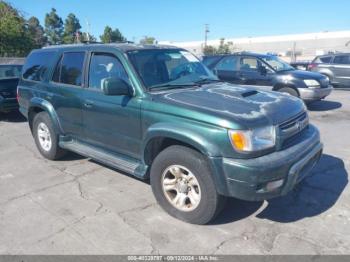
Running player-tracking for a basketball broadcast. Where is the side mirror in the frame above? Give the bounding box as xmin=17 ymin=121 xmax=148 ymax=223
xmin=212 ymin=68 xmax=218 ymax=75
xmin=102 ymin=77 xmax=131 ymax=96
xmin=259 ymin=66 xmax=267 ymax=75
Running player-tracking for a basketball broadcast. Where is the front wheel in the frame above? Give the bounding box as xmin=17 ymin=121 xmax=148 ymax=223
xmin=278 ymin=87 xmax=299 ymax=97
xmin=150 ymin=145 xmax=226 ymax=224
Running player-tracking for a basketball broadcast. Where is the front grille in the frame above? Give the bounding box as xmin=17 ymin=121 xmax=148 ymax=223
xmin=278 ymin=111 xmax=309 ymax=149
xmin=279 ymin=111 xmax=308 ymax=133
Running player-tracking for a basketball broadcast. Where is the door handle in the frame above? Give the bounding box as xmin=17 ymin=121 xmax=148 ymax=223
xmin=84 ymin=100 xmax=94 ymax=108
xmin=238 ymin=73 xmax=246 ymax=81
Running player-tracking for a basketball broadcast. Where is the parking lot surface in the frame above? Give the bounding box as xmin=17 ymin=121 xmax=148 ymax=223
xmin=0 ymin=90 xmax=349 ymax=255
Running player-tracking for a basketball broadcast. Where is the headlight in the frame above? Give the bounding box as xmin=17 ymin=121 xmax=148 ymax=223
xmin=228 ymin=126 xmax=276 ymax=152
xmin=304 ymin=79 xmax=320 ymax=88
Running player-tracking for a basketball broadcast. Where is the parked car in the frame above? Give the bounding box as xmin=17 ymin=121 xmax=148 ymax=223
xmin=18 ymin=44 xmax=322 ymax=224
xmin=203 ymin=52 xmax=333 ymax=102
xmin=0 ymin=63 xmax=22 ymax=113
xmin=308 ymin=53 xmax=350 ymax=87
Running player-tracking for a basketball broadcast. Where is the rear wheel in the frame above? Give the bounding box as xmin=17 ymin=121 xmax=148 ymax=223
xmin=278 ymin=87 xmax=299 ymax=97
xmin=150 ymin=145 xmax=226 ymax=224
xmin=33 ymin=112 xmax=67 ymax=160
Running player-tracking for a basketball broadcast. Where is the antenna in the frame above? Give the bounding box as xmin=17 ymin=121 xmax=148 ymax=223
xmin=204 ymin=24 xmax=210 ymax=47
xmin=86 ymin=19 xmax=91 ymax=42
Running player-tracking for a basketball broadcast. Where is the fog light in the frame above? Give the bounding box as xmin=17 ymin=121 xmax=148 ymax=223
xmin=266 ymin=179 xmax=284 ymax=192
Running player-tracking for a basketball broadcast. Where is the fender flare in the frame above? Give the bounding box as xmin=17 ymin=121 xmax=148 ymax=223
xmin=28 ymin=97 xmax=63 ymax=134
xmin=142 ymin=122 xmax=223 ymax=162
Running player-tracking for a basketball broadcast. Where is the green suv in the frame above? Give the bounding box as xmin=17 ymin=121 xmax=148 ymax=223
xmin=18 ymin=44 xmax=322 ymax=224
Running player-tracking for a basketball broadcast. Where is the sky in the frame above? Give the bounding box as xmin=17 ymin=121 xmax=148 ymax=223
xmin=9 ymin=0 xmax=350 ymax=43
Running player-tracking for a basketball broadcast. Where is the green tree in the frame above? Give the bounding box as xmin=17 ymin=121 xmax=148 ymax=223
xmin=0 ymin=1 xmax=34 ymax=56
xmin=62 ymin=13 xmax=81 ymax=44
xmin=27 ymin=16 xmax=47 ymax=48
xmin=140 ymin=36 xmax=156 ymax=45
xmin=216 ymin=38 xmax=234 ymax=54
xmin=81 ymin=32 xmax=97 ymax=42
xmin=100 ymin=26 xmax=126 ymax=43
xmin=202 ymin=38 xmax=236 ymax=56
xmin=44 ymin=8 xmax=63 ymax=45
xmin=202 ymin=45 xmax=216 ymax=56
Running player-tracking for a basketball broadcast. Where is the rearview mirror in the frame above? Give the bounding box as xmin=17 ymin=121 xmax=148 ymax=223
xmin=102 ymin=77 xmax=131 ymax=96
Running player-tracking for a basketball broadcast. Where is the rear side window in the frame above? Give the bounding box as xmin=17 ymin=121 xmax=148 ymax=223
xmin=320 ymin=56 xmax=332 ymax=63
xmin=314 ymin=56 xmax=332 ymax=63
xmin=0 ymin=65 xmax=22 ymax=79
xmin=215 ymin=56 xmax=239 ymax=71
xmin=52 ymin=52 xmax=85 ymax=86
xmin=333 ymin=55 xmax=350 ymax=65
xmin=22 ymin=51 xmax=56 ymax=81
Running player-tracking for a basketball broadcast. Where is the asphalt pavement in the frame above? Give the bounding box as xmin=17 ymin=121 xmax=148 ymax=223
xmin=0 ymin=90 xmax=349 ymax=254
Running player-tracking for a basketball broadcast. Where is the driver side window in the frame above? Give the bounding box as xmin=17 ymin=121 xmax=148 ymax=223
xmin=239 ymin=57 xmax=259 ymax=71
xmin=88 ymin=53 xmax=130 ymax=90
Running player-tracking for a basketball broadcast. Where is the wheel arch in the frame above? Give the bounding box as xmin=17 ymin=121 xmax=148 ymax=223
xmin=142 ymin=123 xmax=222 ymax=166
xmin=28 ymin=97 xmax=62 ymax=134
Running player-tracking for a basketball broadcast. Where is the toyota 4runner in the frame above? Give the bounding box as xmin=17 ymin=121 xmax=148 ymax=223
xmin=17 ymin=44 xmax=323 ymax=224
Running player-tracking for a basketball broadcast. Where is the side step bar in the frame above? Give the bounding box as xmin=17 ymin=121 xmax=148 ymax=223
xmin=59 ymin=138 xmax=148 ymax=179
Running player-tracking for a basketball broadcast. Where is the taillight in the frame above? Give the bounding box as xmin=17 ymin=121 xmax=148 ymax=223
xmin=307 ymin=63 xmax=317 ymax=71
xmin=16 ymin=87 xmax=19 ymax=101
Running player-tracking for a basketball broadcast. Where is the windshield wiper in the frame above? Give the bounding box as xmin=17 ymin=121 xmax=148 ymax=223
xmin=193 ymin=78 xmax=223 ymax=85
xmin=148 ymin=83 xmax=199 ymax=91
xmin=277 ymin=68 xmax=294 ymax=72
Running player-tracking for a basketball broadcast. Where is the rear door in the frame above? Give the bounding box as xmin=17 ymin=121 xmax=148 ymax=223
xmin=50 ymin=51 xmax=86 ymax=137
xmin=81 ymin=50 xmax=142 ymax=158
xmin=331 ymin=55 xmax=350 ymax=86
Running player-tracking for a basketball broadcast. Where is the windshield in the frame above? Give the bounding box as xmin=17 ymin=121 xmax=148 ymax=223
xmin=0 ymin=65 xmax=22 ymax=79
xmin=127 ymin=49 xmax=217 ymax=90
xmin=261 ymin=56 xmax=294 ymax=72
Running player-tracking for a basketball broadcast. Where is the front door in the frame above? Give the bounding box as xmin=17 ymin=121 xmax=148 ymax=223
xmin=82 ymin=52 xmax=142 ymax=159
xmin=238 ymin=56 xmax=273 ymax=86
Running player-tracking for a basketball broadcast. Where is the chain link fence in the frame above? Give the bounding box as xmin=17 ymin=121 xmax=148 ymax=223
xmin=0 ymin=57 xmax=26 ymax=65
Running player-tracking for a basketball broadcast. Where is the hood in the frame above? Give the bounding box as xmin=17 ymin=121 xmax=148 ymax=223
xmin=153 ymin=82 xmax=306 ymax=129
xmin=278 ymin=69 xmax=326 ymax=80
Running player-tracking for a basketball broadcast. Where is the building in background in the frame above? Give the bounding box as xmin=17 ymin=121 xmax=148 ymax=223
xmin=159 ymin=31 xmax=350 ymax=62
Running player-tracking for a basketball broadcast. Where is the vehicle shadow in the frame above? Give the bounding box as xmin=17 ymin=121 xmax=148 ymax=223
xmin=0 ymin=110 xmax=27 ymax=122
xmin=58 ymin=152 xmax=86 ymax=161
xmin=212 ymin=154 xmax=347 ymax=225
xmin=307 ymin=100 xmax=342 ymax=111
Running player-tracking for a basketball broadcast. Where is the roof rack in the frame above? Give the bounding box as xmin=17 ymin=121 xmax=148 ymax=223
xmin=42 ymin=40 xmax=136 ymax=49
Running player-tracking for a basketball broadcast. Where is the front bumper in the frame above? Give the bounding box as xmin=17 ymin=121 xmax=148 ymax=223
xmin=298 ymin=86 xmax=333 ymax=101
xmin=0 ymin=96 xmax=18 ymax=112
xmin=210 ymin=124 xmax=322 ymax=201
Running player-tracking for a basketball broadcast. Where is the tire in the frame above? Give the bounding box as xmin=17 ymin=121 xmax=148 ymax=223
xmin=278 ymin=87 xmax=299 ymax=97
xmin=150 ymin=145 xmax=226 ymax=224
xmin=33 ymin=111 xmax=67 ymax=160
